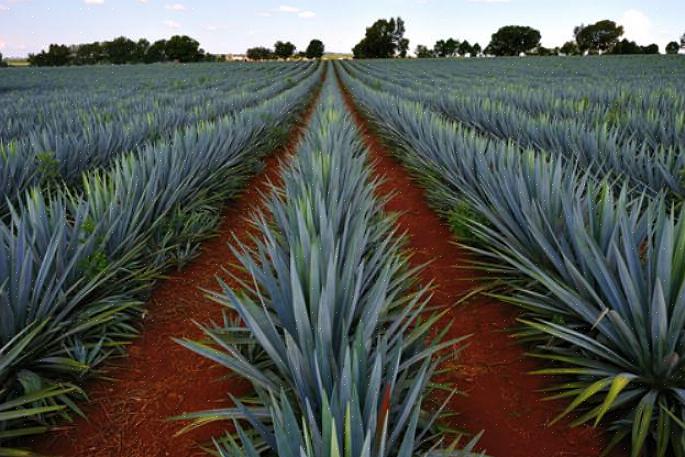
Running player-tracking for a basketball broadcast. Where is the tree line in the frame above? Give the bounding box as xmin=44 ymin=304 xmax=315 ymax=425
xmin=246 ymin=39 xmax=325 ymax=60
xmin=26 ymin=35 xmax=213 ymax=66
xmin=353 ymin=17 xmax=685 ymax=58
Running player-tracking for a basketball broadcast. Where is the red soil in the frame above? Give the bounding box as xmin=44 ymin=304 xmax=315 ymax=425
xmin=337 ymin=72 xmax=627 ymax=457
xmin=26 ymin=79 xmax=323 ymax=457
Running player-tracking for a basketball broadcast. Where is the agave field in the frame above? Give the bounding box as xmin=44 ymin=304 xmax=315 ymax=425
xmin=1 ymin=56 xmax=685 ymax=457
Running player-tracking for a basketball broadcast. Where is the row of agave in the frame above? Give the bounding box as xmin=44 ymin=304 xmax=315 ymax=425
xmin=0 ymin=63 xmax=316 ymax=217
xmin=177 ymin=69 xmax=481 ymax=456
xmin=338 ymin=61 xmax=685 ymax=457
xmin=0 ymin=62 xmax=297 ymax=142
xmin=0 ymin=63 xmax=323 ymax=455
xmin=350 ymin=57 xmax=685 ymax=145
xmin=344 ymin=62 xmax=685 ymax=199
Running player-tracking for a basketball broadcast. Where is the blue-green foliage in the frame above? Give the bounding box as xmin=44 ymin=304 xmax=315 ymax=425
xmin=0 ymin=62 xmax=316 ymax=216
xmin=178 ymin=70 xmax=481 ymax=457
xmin=0 ymin=63 xmax=323 ymax=451
xmin=338 ymin=58 xmax=685 ymax=457
xmin=344 ymin=58 xmax=685 ymax=199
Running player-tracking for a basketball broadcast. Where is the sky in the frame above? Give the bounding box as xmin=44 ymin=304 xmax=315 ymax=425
xmin=0 ymin=0 xmax=683 ymax=57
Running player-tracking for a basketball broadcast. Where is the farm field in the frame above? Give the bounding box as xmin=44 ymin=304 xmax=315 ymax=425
xmin=1 ymin=55 xmax=684 ymax=457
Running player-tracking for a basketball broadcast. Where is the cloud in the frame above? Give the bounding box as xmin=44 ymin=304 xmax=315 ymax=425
xmin=620 ymin=9 xmax=652 ymax=44
xmin=165 ymin=3 xmax=185 ymax=11
xmin=163 ymin=19 xmax=180 ymax=28
xmin=205 ymin=24 xmax=228 ymax=31
xmin=257 ymin=11 xmax=271 ymax=17
xmin=137 ymin=0 xmax=149 ymax=3
xmin=467 ymin=0 xmax=511 ymax=3
xmin=278 ymin=5 xmax=299 ymax=13
xmin=0 ymin=38 xmax=5 ymax=49
xmin=274 ymin=5 xmax=316 ymax=19
xmin=83 ymin=0 xmax=105 ymax=4
xmin=0 ymin=5 xmax=9 ymax=11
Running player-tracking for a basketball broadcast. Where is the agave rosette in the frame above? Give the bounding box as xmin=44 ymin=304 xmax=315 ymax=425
xmin=338 ymin=61 xmax=685 ymax=456
xmin=178 ymin=71 xmax=480 ymax=457
xmin=0 ymin=63 xmax=323 ymax=452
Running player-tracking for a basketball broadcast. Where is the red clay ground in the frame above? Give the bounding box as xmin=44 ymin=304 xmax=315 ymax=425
xmin=336 ymin=72 xmax=627 ymax=457
xmin=26 ymin=78 xmax=323 ymax=457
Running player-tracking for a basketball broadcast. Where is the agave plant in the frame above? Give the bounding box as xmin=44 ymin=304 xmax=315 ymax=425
xmin=178 ymin=71 xmax=480 ymax=457
xmin=342 ymin=61 xmax=685 ymax=200
xmin=0 ymin=62 xmax=319 ymax=218
xmin=0 ymin=63 xmax=324 ymax=452
xmin=346 ymin=58 xmax=685 ymax=152
xmin=337 ymin=62 xmax=685 ymax=456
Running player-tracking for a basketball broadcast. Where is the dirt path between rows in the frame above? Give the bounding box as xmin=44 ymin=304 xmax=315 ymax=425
xmin=336 ymin=69 xmax=626 ymax=457
xmin=26 ymin=76 xmax=323 ymax=457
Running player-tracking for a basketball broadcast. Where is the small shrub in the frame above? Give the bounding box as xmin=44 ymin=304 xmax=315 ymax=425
xmin=36 ymin=151 xmax=61 ymax=183
xmin=447 ymin=200 xmax=487 ymax=242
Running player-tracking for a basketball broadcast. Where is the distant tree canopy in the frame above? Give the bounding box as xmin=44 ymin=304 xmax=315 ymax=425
xmin=416 ymin=38 xmax=480 ymax=58
xmin=610 ymin=39 xmax=651 ymax=55
xmin=666 ymin=41 xmax=680 ymax=55
xmin=246 ymin=47 xmax=275 ymax=60
xmin=415 ymin=44 xmax=434 ymax=58
xmin=29 ymin=44 xmax=71 ymax=66
xmin=104 ymin=36 xmax=137 ymax=65
xmin=353 ymin=17 xmax=409 ymax=58
xmin=274 ymin=41 xmax=296 ymax=59
xmin=146 ymin=39 xmax=169 ymax=63
xmin=485 ymin=25 xmax=541 ymax=56
xmin=574 ymin=20 xmax=624 ymax=54
xmin=0 ymin=52 xmax=7 ymax=68
xmin=457 ymin=40 xmax=473 ymax=56
xmin=642 ymin=43 xmax=659 ymax=54
xmin=434 ymin=38 xmax=459 ymax=57
xmin=560 ymin=41 xmax=581 ymax=55
xmin=28 ymin=35 xmax=210 ymax=66
xmin=165 ymin=35 xmax=205 ymax=62
xmin=305 ymin=39 xmax=325 ymax=58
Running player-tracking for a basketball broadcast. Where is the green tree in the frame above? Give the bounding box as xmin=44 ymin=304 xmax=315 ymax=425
xmin=433 ymin=38 xmax=458 ymax=57
xmin=274 ymin=41 xmax=296 ymax=59
xmin=398 ymin=37 xmax=410 ymax=57
xmin=433 ymin=39 xmax=446 ymax=57
xmin=560 ymin=40 xmax=580 ymax=55
xmin=415 ymin=44 xmax=434 ymax=58
xmin=305 ymin=39 xmax=324 ymax=58
xmin=31 ymin=44 xmax=71 ymax=66
xmin=0 ymin=52 xmax=6 ymax=67
xmin=352 ymin=17 xmax=408 ymax=58
xmin=133 ymin=38 xmax=150 ymax=63
xmin=486 ymin=25 xmax=541 ymax=56
xmin=165 ymin=35 xmax=204 ymax=62
xmin=611 ymin=39 xmax=642 ymax=54
xmin=104 ymin=36 xmax=137 ymax=64
xmin=641 ymin=43 xmax=659 ymax=54
xmin=471 ymin=42 xmax=482 ymax=56
xmin=532 ymin=45 xmax=554 ymax=56
xmin=74 ymin=42 xmax=104 ymax=65
xmin=574 ymin=20 xmax=624 ymax=54
xmin=246 ymin=47 xmax=275 ymax=60
xmin=666 ymin=41 xmax=680 ymax=54
xmin=457 ymin=39 xmax=472 ymax=56
xmin=146 ymin=39 xmax=168 ymax=63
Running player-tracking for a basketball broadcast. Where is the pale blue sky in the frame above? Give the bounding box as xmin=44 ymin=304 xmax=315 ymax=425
xmin=0 ymin=0 xmax=683 ymax=57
